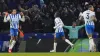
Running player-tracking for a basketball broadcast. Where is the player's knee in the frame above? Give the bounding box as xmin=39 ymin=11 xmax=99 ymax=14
xmin=54 ymin=39 xmax=57 ymax=43
xmin=87 ymin=34 xmax=92 ymax=38
xmin=62 ymin=37 xmax=65 ymax=40
xmin=11 ymin=36 xmax=16 ymax=40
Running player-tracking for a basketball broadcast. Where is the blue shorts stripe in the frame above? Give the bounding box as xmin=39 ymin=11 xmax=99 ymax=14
xmin=56 ymin=32 xmax=65 ymax=38
xmin=85 ymin=25 xmax=94 ymax=34
xmin=10 ymin=28 xmax=18 ymax=37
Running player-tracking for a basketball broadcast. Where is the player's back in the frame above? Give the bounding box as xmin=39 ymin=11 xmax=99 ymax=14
xmin=54 ymin=17 xmax=64 ymax=33
xmin=83 ymin=10 xmax=95 ymax=25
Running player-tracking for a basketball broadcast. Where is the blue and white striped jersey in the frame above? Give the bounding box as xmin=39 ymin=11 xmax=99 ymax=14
xmin=54 ymin=17 xmax=64 ymax=33
xmin=4 ymin=14 xmax=25 ymax=29
xmin=82 ymin=10 xmax=95 ymax=26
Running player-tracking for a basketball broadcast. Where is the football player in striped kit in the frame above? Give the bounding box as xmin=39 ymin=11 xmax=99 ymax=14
xmin=80 ymin=5 xmax=97 ymax=52
xmin=4 ymin=9 xmax=25 ymax=53
xmin=50 ymin=12 xmax=74 ymax=52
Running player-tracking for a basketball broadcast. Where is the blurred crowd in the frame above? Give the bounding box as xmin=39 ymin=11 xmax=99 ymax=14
xmin=0 ymin=0 xmax=100 ymax=33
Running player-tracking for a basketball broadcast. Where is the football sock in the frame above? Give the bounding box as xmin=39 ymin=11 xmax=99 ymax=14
xmin=53 ymin=42 xmax=57 ymax=51
xmin=65 ymin=39 xmax=73 ymax=46
xmin=9 ymin=40 xmax=16 ymax=50
xmin=89 ymin=37 xmax=95 ymax=51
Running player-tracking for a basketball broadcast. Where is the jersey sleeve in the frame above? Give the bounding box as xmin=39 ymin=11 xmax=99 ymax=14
xmin=64 ymin=26 xmax=71 ymax=29
xmin=77 ymin=24 xmax=85 ymax=29
xmin=91 ymin=12 xmax=97 ymax=21
xmin=4 ymin=15 xmax=10 ymax=22
xmin=79 ymin=12 xmax=83 ymax=16
xmin=91 ymin=12 xmax=95 ymax=16
xmin=54 ymin=18 xmax=59 ymax=29
xmin=19 ymin=14 xmax=25 ymax=22
xmin=18 ymin=14 xmax=21 ymax=19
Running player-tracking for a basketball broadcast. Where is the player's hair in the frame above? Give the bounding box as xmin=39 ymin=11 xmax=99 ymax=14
xmin=72 ymin=21 xmax=76 ymax=24
xmin=12 ymin=9 xmax=17 ymax=12
xmin=54 ymin=11 xmax=60 ymax=18
xmin=88 ymin=5 xmax=93 ymax=10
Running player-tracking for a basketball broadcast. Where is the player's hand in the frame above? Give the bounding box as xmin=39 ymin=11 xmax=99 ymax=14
xmin=53 ymin=26 xmax=56 ymax=29
xmin=4 ymin=12 xmax=9 ymax=16
xmin=20 ymin=12 xmax=24 ymax=16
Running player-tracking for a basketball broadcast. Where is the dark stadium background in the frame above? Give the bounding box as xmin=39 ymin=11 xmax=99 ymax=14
xmin=0 ymin=0 xmax=100 ymax=52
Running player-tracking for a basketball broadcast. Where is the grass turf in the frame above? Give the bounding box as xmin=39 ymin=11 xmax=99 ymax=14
xmin=69 ymin=38 xmax=89 ymax=52
xmin=0 ymin=52 xmax=100 ymax=56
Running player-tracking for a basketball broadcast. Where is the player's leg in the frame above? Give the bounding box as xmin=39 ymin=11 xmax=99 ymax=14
xmin=90 ymin=26 xmax=96 ymax=52
xmin=87 ymin=34 xmax=96 ymax=52
xmin=61 ymin=32 xmax=74 ymax=47
xmin=50 ymin=33 xmax=57 ymax=52
xmin=85 ymin=25 xmax=95 ymax=52
xmin=87 ymin=34 xmax=94 ymax=52
xmin=8 ymin=29 xmax=18 ymax=53
xmin=8 ymin=28 xmax=15 ymax=53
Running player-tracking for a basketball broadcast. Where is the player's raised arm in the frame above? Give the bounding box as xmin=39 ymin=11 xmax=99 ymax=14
xmin=91 ymin=13 xmax=97 ymax=22
xmin=79 ymin=12 xmax=84 ymax=21
xmin=3 ymin=12 xmax=10 ymax=22
xmin=19 ymin=12 xmax=25 ymax=22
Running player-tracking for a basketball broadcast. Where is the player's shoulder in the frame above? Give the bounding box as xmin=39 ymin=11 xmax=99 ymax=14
xmin=55 ymin=17 xmax=60 ymax=20
xmin=89 ymin=10 xmax=95 ymax=14
xmin=83 ymin=10 xmax=88 ymax=13
xmin=9 ymin=14 xmax=12 ymax=16
xmin=7 ymin=14 xmax=12 ymax=17
xmin=16 ymin=13 xmax=20 ymax=15
xmin=16 ymin=13 xmax=21 ymax=17
xmin=82 ymin=11 xmax=86 ymax=15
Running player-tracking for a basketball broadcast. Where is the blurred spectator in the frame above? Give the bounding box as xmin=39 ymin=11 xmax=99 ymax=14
xmin=0 ymin=12 xmax=3 ymax=32
xmin=40 ymin=0 xmax=44 ymax=8
xmin=0 ymin=0 xmax=8 ymax=13
xmin=19 ymin=0 xmax=25 ymax=8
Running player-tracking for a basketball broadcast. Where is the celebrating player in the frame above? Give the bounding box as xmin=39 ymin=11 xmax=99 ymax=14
xmin=50 ymin=12 xmax=74 ymax=52
xmin=79 ymin=5 xmax=97 ymax=52
xmin=64 ymin=22 xmax=85 ymax=39
xmin=4 ymin=9 xmax=25 ymax=53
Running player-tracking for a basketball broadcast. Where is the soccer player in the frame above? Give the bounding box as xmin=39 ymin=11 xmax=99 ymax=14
xmin=50 ymin=12 xmax=74 ymax=52
xmin=4 ymin=9 xmax=25 ymax=53
xmin=79 ymin=5 xmax=97 ymax=52
xmin=64 ymin=22 xmax=85 ymax=39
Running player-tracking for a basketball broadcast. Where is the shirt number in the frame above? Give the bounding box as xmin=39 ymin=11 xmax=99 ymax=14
xmin=86 ymin=13 xmax=89 ymax=19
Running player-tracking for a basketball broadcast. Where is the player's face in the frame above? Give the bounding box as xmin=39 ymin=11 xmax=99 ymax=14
xmin=72 ymin=23 xmax=76 ymax=27
xmin=12 ymin=10 xmax=17 ymax=14
xmin=91 ymin=7 xmax=94 ymax=11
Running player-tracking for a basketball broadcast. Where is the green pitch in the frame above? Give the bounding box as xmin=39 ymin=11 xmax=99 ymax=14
xmin=0 ymin=52 xmax=100 ymax=56
xmin=69 ymin=38 xmax=89 ymax=52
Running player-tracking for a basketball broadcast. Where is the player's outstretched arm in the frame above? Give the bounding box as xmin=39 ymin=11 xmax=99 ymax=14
xmin=77 ymin=24 xmax=85 ymax=29
xmin=80 ymin=24 xmax=85 ymax=28
xmin=3 ymin=12 xmax=10 ymax=22
xmin=63 ymin=26 xmax=70 ymax=29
